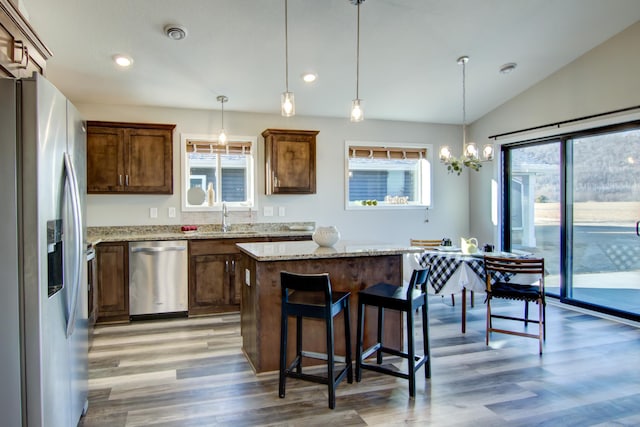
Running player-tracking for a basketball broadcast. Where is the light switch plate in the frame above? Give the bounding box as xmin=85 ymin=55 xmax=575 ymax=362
xmin=264 ymin=206 xmax=274 ymax=217
xmin=149 ymin=207 xmax=158 ymax=218
xmin=278 ymin=206 xmax=286 ymax=216
xmin=168 ymin=207 xmax=176 ymax=218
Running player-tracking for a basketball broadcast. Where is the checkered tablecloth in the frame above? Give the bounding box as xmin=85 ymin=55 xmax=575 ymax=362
xmin=419 ymin=252 xmax=513 ymax=294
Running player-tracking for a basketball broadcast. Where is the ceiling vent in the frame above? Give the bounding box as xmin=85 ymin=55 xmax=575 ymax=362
xmin=164 ymin=25 xmax=187 ymax=41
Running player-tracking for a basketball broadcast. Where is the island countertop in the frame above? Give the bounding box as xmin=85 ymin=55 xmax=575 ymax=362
xmin=236 ymin=240 xmax=420 ymax=261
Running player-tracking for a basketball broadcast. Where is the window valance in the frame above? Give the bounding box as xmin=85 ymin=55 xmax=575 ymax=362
xmin=348 ymin=146 xmax=427 ymax=160
xmin=186 ymin=140 xmax=252 ymax=155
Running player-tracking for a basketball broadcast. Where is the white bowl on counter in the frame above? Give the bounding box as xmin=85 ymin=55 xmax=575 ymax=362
xmin=312 ymin=226 xmax=340 ymax=247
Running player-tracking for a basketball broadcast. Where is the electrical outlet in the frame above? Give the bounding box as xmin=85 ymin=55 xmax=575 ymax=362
xmin=149 ymin=207 xmax=158 ymax=218
xmin=168 ymin=207 xmax=176 ymax=218
xmin=278 ymin=206 xmax=286 ymax=217
xmin=264 ymin=206 xmax=274 ymax=217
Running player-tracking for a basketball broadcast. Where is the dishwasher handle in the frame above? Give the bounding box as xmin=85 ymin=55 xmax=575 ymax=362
xmin=131 ymin=246 xmax=187 ymax=254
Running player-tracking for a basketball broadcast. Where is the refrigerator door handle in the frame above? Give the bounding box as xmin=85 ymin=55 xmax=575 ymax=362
xmin=64 ymin=152 xmax=83 ymax=338
xmin=636 ymin=220 xmax=639 ymax=237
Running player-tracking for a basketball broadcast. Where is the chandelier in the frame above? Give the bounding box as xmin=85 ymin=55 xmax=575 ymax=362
xmin=439 ymin=56 xmax=493 ymax=175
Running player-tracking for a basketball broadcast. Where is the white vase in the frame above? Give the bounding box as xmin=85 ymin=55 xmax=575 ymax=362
xmin=312 ymin=226 xmax=340 ymax=247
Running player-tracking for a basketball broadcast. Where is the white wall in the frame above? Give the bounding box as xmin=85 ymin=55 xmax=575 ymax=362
xmin=468 ymin=21 xmax=640 ymax=247
xmin=80 ymin=104 xmax=471 ymax=245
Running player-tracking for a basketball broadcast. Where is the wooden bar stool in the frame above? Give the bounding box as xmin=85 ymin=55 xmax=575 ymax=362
xmin=279 ymin=271 xmax=353 ymax=409
xmin=355 ymin=268 xmax=431 ymax=398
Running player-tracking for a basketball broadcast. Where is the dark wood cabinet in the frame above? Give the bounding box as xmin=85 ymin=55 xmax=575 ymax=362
xmin=189 ymin=235 xmax=311 ymax=315
xmin=95 ymin=242 xmax=129 ymax=323
xmin=188 ymin=238 xmax=264 ymax=315
xmin=87 ymin=121 xmax=175 ymax=194
xmin=262 ymin=128 xmax=319 ymax=194
xmin=0 ymin=0 xmax=50 ymax=78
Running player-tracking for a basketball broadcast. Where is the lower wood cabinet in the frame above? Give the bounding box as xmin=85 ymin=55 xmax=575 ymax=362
xmin=93 ymin=236 xmax=313 ymax=322
xmin=189 ymin=235 xmax=311 ymax=315
xmin=95 ymin=242 xmax=129 ymax=323
xmin=188 ymin=238 xmax=264 ymax=315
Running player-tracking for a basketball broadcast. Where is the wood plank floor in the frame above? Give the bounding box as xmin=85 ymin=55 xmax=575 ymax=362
xmin=79 ymin=297 xmax=640 ymax=426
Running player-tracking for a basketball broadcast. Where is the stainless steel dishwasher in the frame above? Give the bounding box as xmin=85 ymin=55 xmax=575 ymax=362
xmin=129 ymin=240 xmax=188 ymax=316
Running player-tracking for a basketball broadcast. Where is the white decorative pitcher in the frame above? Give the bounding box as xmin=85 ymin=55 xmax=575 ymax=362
xmin=313 ymin=226 xmax=340 ymax=247
xmin=461 ymin=237 xmax=478 ymax=254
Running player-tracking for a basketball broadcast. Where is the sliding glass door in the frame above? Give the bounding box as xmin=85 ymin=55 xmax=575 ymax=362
xmin=569 ymin=129 xmax=640 ymax=314
xmin=503 ymin=122 xmax=640 ymax=321
xmin=505 ymin=142 xmax=562 ymax=293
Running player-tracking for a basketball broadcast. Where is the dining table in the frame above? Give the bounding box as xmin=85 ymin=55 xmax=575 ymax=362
xmin=417 ymin=249 xmax=526 ymax=333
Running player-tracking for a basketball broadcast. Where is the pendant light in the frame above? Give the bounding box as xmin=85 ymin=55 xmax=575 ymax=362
xmin=350 ymin=0 xmax=364 ymax=122
xmin=217 ymin=95 xmax=228 ymax=144
xmin=281 ymin=0 xmax=295 ymax=116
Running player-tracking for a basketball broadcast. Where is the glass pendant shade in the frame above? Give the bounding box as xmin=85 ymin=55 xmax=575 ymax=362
xmin=483 ymin=144 xmax=494 ymax=161
xmin=218 ymin=129 xmax=227 ymax=144
xmin=281 ymin=91 xmax=295 ymax=117
xmin=439 ymin=146 xmax=452 ymax=162
xmin=350 ymin=99 xmax=364 ymax=122
xmin=464 ymin=142 xmax=478 ymax=159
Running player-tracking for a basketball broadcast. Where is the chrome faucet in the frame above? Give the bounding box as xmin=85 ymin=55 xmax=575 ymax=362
xmin=222 ymin=202 xmax=230 ymax=232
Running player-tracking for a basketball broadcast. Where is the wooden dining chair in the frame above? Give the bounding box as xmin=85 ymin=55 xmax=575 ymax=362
xmin=484 ymin=256 xmax=546 ymax=354
xmin=409 ymin=238 xmax=473 ymax=307
xmin=409 ymin=239 xmax=441 ymax=248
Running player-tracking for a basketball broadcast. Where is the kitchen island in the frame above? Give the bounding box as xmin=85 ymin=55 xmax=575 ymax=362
xmin=236 ymin=240 xmax=420 ymax=373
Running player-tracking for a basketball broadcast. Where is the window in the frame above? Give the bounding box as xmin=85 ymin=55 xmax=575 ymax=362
xmin=181 ymin=134 xmax=256 ymax=210
xmin=345 ymin=141 xmax=432 ymax=209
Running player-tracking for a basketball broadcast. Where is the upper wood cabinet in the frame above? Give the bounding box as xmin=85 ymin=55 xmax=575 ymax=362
xmin=87 ymin=121 xmax=176 ymax=194
xmin=262 ymin=128 xmax=319 ymax=194
xmin=0 ymin=0 xmax=50 ymax=78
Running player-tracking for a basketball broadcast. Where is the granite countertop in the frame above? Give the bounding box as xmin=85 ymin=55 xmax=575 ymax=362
xmin=236 ymin=240 xmax=421 ymax=261
xmin=87 ymin=223 xmax=314 ymax=246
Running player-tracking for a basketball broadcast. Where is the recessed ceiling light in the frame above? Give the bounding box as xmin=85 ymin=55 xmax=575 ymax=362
xmin=164 ymin=24 xmax=188 ymax=41
xmin=302 ymin=72 xmax=317 ymax=83
xmin=499 ymin=62 xmax=517 ymax=74
xmin=113 ymin=54 xmax=133 ymax=68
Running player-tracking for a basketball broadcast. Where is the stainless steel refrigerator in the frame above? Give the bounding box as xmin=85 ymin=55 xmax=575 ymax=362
xmin=0 ymin=74 xmax=88 ymax=426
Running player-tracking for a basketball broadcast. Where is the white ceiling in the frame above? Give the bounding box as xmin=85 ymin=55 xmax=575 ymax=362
xmin=20 ymin=0 xmax=640 ymax=124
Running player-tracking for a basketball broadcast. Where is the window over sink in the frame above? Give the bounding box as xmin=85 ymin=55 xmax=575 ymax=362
xmin=181 ymin=134 xmax=257 ymax=211
xmin=345 ymin=141 xmax=432 ymax=209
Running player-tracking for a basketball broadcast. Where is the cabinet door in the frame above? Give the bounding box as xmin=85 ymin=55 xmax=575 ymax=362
xmin=189 ymin=253 xmax=233 ymax=315
xmin=0 ymin=2 xmax=49 ymax=78
xmin=125 ymin=128 xmax=173 ymax=194
xmin=96 ymin=242 xmax=129 ymax=323
xmin=263 ymin=129 xmax=319 ymax=194
xmin=87 ymin=126 xmax=125 ymax=192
